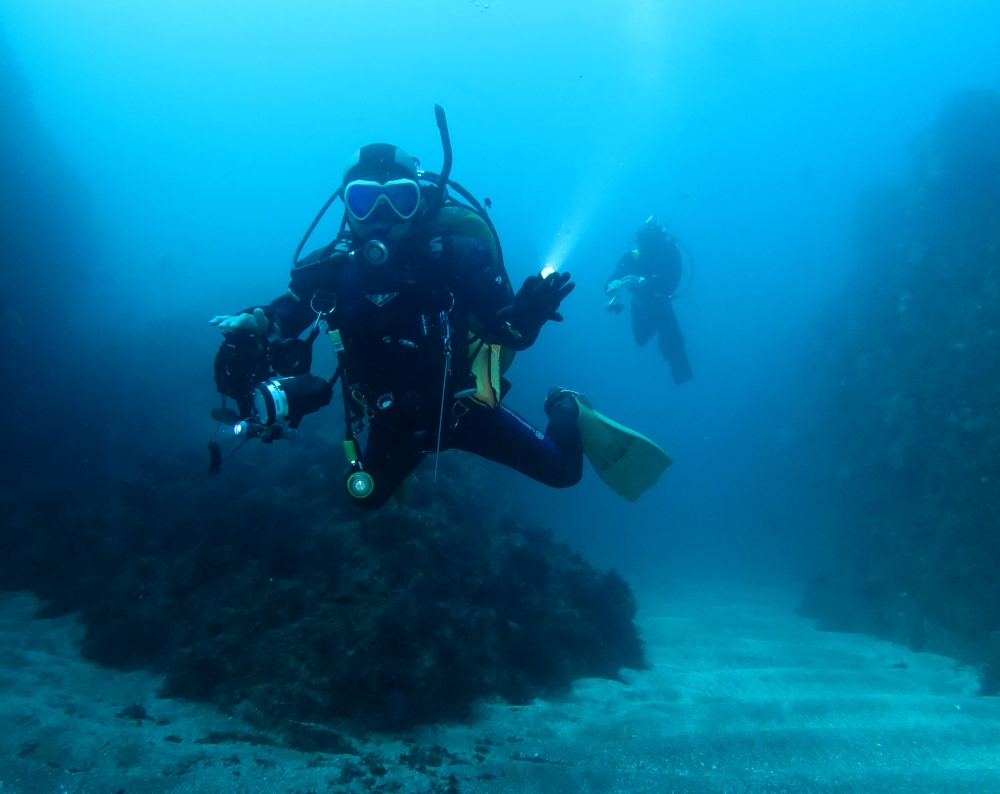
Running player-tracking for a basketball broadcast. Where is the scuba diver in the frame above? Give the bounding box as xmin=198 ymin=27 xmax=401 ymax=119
xmin=606 ymin=217 xmax=693 ymax=385
xmin=209 ymin=107 xmax=671 ymax=507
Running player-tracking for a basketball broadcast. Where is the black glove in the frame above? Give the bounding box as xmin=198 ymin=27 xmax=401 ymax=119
xmin=501 ymin=270 xmax=575 ymax=329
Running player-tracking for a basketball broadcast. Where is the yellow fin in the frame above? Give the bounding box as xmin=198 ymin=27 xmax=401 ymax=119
xmin=573 ymin=397 xmax=672 ymax=502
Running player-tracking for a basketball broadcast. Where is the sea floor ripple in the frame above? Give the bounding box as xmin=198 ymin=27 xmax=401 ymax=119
xmin=1 ymin=582 xmax=997 ymax=793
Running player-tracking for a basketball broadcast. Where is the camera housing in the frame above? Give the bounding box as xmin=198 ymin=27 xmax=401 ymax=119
xmin=252 ymin=374 xmax=333 ymax=428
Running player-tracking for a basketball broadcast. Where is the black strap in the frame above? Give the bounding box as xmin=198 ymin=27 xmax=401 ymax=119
xmin=329 ymin=362 xmax=343 ymax=390
xmin=335 ymin=354 xmax=356 ymax=442
xmin=467 ymin=335 xmax=485 ymax=367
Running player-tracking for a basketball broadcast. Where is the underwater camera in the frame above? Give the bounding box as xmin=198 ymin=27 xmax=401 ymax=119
xmin=226 ymin=373 xmax=332 ymax=444
xmin=210 ymin=372 xmax=333 ymax=475
xmin=249 ymin=374 xmax=333 ymax=429
xmin=227 ymin=372 xmax=373 ymax=502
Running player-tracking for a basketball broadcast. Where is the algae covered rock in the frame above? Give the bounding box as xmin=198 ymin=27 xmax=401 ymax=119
xmin=0 ymin=448 xmax=644 ymax=736
xmin=799 ymin=91 xmax=1000 ymax=678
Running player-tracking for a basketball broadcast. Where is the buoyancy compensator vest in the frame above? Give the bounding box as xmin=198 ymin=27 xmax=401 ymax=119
xmin=315 ymin=205 xmax=514 ymax=429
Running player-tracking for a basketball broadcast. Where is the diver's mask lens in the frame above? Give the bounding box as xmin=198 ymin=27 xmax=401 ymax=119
xmin=345 ymin=179 xmax=421 ymax=222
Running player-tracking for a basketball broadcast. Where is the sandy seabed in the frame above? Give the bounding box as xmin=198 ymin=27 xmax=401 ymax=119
xmin=1 ymin=582 xmax=998 ymax=794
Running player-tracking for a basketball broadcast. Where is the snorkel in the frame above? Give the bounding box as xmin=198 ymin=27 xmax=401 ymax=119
xmin=435 ymin=104 xmax=453 ymax=192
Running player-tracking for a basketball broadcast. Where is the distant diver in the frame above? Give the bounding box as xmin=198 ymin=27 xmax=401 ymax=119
xmin=606 ymin=216 xmax=693 ymax=385
xmin=208 ymin=106 xmax=670 ymax=507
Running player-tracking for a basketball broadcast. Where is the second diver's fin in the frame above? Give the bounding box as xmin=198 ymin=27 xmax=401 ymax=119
xmin=571 ymin=394 xmax=672 ymax=502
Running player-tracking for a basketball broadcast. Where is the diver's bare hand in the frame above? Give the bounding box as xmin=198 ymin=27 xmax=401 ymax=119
xmin=209 ymin=308 xmax=272 ymax=336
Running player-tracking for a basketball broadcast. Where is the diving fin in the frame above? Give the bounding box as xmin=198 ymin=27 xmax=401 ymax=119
xmin=571 ymin=393 xmax=672 ymax=502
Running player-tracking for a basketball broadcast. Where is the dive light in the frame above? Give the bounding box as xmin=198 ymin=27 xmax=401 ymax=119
xmin=234 ymin=420 xmax=297 ymax=442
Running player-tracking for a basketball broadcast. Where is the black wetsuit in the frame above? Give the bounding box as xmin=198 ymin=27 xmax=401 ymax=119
xmin=225 ymin=212 xmax=581 ymax=509
xmin=606 ymin=233 xmax=693 ymax=385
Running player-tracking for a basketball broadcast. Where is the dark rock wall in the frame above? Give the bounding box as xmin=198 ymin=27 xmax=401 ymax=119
xmin=0 ymin=30 xmax=98 ymax=483
xmin=799 ymin=91 xmax=1000 ymax=681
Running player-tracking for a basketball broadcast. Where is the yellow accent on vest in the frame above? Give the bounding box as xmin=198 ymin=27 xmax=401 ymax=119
xmin=436 ymin=205 xmax=514 ymax=409
xmin=467 ymin=332 xmax=502 ymax=408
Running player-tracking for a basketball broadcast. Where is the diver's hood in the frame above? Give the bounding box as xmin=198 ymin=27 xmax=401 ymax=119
xmin=633 ymin=219 xmax=670 ymax=256
xmin=343 ymin=143 xmax=419 ymax=184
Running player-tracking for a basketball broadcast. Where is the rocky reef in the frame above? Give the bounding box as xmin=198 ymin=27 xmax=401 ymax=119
xmin=798 ymin=91 xmax=1000 ymax=686
xmin=0 ymin=443 xmax=645 ymax=740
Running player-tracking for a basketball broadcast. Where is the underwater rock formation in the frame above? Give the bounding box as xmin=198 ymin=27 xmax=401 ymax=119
xmin=0 ymin=446 xmax=645 ymax=737
xmin=799 ymin=91 xmax=1000 ymax=687
xmin=0 ymin=30 xmax=97 ymax=485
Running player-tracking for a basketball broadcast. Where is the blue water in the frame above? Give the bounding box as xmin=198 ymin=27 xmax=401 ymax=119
xmin=4 ymin=0 xmax=1000 ymax=581
xmin=3 ymin=0 xmax=1000 ymax=624
xmin=2 ymin=0 xmax=999 ymax=579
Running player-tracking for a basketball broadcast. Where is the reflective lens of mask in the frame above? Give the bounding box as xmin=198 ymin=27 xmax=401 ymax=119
xmin=345 ymin=179 xmax=420 ymax=221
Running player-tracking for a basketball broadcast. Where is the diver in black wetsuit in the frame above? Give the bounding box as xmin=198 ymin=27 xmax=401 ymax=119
xmin=209 ymin=111 xmax=579 ymax=510
xmin=605 ymin=217 xmax=693 ymax=385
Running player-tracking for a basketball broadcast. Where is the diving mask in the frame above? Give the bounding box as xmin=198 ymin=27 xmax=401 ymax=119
xmin=345 ymin=178 xmax=421 ymax=222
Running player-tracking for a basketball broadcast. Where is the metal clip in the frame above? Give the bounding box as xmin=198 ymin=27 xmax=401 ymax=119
xmin=450 ymin=399 xmax=470 ymax=429
xmin=439 ymin=311 xmax=452 ymax=353
xmin=352 ymin=389 xmax=375 ymax=419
